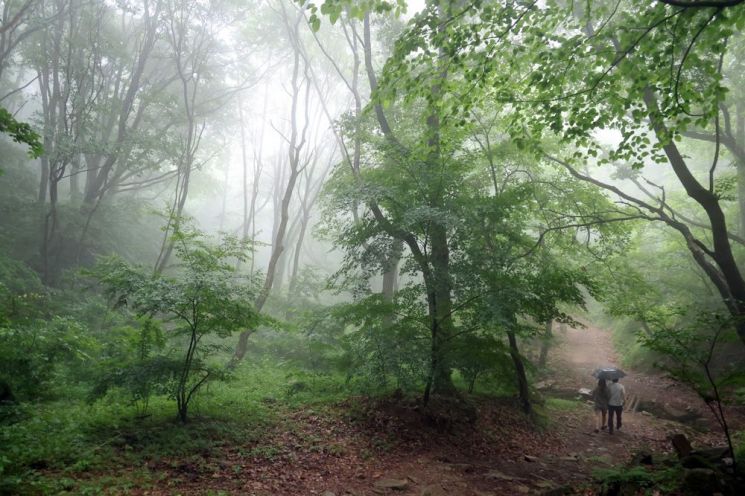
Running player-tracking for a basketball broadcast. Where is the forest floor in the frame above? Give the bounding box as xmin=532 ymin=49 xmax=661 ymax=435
xmin=49 ymin=323 xmax=743 ymax=495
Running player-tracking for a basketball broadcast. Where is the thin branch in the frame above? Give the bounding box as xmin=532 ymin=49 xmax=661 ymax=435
xmin=0 ymin=75 xmax=39 ymax=103
xmin=508 ymin=216 xmax=649 ymax=264
xmin=710 ymin=110 xmax=721 ymax=192
xmin=657 ymin=0 xmax=743 ymax=7
xmin=630 ymin=177 xmax=745 ymax=246
xmin=673 ymin=8 xmax=719 ymax=117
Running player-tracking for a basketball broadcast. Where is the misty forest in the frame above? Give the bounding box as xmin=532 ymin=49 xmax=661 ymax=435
xmin=3 ymin=0 xmax=745 ymax=494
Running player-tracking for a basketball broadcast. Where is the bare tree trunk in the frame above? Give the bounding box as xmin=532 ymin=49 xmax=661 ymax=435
xmin=236 ymin=89 xmax=267 ymax=272
xmin=38 ymin=154 xmax=49 ymax=204
xmin=155 ymin=1 xmax=209 ymax=273
xmin=37 ymin=3 xmax=72 ymax=284
xmin=239 ymin=99 xmax=249 ymax=249
xmin=217 ymin=161 xmax=230 ymax=234
xmin=288 ymin=210 xmax=310 ymax=298
xmin=230 ymin=8 xmax=309 ymax=365
xmin=285 ymin=157 xmax=334 ymax=321
xmin=80 ymin=0 xmax=161 ymax=211
xmin=69 ymin=153 xmax=81 ymax=203
xmin=538 ymin=319 xmax=552 ymax=368
xmin=381 ymin=240 xmax=403 ymax=325
xmin=428 ymin=223 xmax=457 ymax=396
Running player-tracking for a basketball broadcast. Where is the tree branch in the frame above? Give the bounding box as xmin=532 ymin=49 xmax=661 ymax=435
xmin=657 ymin=0 xmax=743 ymax=7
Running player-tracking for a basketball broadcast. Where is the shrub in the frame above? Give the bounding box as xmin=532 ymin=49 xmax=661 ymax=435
xmin=91 ymin=226 xmax=261 ymax=422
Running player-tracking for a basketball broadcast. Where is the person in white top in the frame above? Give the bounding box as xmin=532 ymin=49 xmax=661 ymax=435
xmin=607 ymin=378 xmax=626 ymax=434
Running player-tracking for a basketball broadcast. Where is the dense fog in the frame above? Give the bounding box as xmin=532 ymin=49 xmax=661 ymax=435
xmin=1 ymin=1 xmax=745 ymax=494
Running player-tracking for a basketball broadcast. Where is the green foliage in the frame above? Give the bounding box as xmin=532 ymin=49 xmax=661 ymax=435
xmin=298 ymin=0 xmax=407 ymax=30
xmin=734 ymin=431 xmax=745 ymax=472
xmin=593 ymin=464 xmax=683 ymax=495
xmin=637 ymin=309 xmax=740 ymax=463
xmin=0 ymin=317 xmax=95 ymax=401
xmin=0 ymin=158 xmax=42 ymax=262
xmin=0 ymin=107 xmax=43 ymax=159
xmin=609 ymin=317 xmax=660 ymax=372
xmin=337 ymin=294 xmax=429 ymax=391
xmin=544 ymin=397 xmax=582 ymax=412
xmin=90 ymin=225 xmax=261 ymax=421
xmin=0 ymin=255 xmax=47 ymax=325
xmin=318 ymin=33 xmax=632 ymax=400
xmin=451 ymin=332 xmax=513 ymax=393
xmin=0 ymin=256 xmax=97 ymax=401
xmin=639 ymin=311 xmax=738 ymax=396
xmin=88 ymin=317 xmax=170 ymax=414
xmin=298 ymin=291 xmax=430 ymax=392
xmin=388 ymin=0 xmax=737 ymax=163
xmin=0 ymin=394 xmax=273 ymax=495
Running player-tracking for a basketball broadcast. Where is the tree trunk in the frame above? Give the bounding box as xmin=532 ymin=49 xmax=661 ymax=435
xmin=643 ymin=89 xmax=745 ymax=346
xmin=230 ymin=10 xmax=308 ymax=365
xmin=507 ymin=329 xmax=532 ymax=414
xmin=429 ymin=223 xmax=456 ymax=396
xmin=538 ymin=319 xmax=552 ymax=368
xmin=736 ymin=102 xmax=745 ymax=237
xmin=154 ymin=3 xmax=206 ymax=274
xmin=382 ymin=241 xmax=402 ymax=301
xmin=237 ymin=89 xmax=266 ymax=272
xmin=69 ymin=153 xmax=81 ymax=204
xmin=425 ymin=5 xmax=456 ymax=398
xmin=288 ymin=212 xmax=309 ymax=298
xmin=467 ymin=371 xmax=480 ymax=394
xmin=38 ymin=155 xmax=49 ymax=204
xmin=381 ymin=240 xmax=402 ymax=328
xmin=217 ymin=161 xmax=230 ymax=234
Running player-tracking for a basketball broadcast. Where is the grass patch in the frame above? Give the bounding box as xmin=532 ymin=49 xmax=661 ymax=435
xmin=529 ymin=396 xmax=583 ymax=428
xmin=0 ymin=396 xmax=276 ymax=494
xmin=1 ymin=356 xmax=547 ymax=494
xmin=0 ymin=358 xmax=378 ymax=494
xmin=544 ymin=397 xmax=582 ymax=412
xmin=733 ymin=430 xmax=745 ymax=474
xmin=593 ymin=465 xmax=683 ymax=494
xmin=0 ymin=359 xmax=322 ymax=494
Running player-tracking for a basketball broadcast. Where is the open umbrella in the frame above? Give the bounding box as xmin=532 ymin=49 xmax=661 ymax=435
xmin=592 ymin=366 xmax=626 ymax=381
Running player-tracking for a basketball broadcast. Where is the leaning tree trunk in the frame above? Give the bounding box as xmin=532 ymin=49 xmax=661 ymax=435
xmin=230 ymin=10 xmax=308 ymax=366
xmin=643 ymin=89 xmax=745 ymax=347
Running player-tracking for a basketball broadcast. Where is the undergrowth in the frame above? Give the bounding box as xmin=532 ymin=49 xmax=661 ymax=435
xmin=1 ymin=348 xmax=558 ymax=495
xmin=592 ymin=465 xmax=683 ymax=495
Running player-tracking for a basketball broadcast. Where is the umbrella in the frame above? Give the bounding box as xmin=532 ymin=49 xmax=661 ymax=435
xmin=592 ymin=366 xmax=626 ymax=380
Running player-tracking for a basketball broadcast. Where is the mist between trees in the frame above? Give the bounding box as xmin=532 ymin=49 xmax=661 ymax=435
xmin=1 ymin=0 xmax=745 ymax=493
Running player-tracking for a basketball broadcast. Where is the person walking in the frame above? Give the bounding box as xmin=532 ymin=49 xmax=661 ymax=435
xmin=607 ymin=378 xmax=626 ymax=434
xmin=591 ymin=378 xmax=609 ymax=433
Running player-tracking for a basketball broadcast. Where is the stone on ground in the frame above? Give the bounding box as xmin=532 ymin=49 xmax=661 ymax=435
xmin=373 ymin=478 xmax=409 ymax=490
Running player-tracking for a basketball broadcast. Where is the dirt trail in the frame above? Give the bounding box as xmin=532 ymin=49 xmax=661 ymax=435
xmin=137 ymin=322 xmax=736 ymax=495
xmin=335 ymin=322 xmax=734 ymax=496
xmin=541 ymin=322 xmax=727 ymax=471
xmin=549 ymin=321 xmax=711 ymax=421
